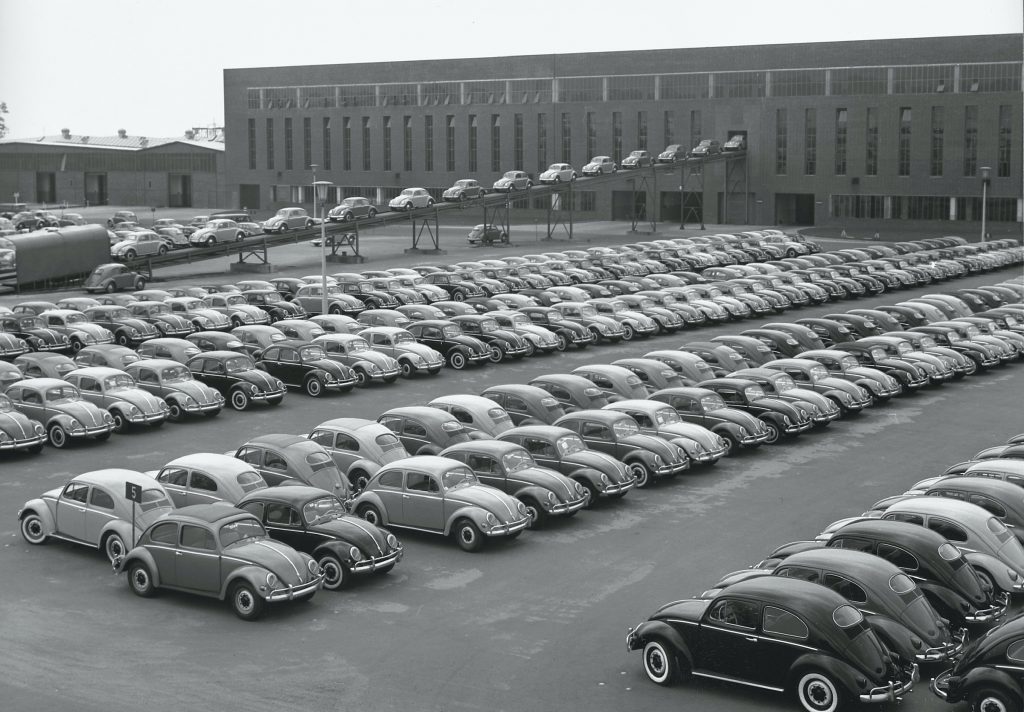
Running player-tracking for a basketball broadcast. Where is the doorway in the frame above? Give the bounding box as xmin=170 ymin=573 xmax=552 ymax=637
xmin=36 ymin=172 xmax=56 ymax=203
xmin=774 ymin=193 xmax=815 ymax=225
xmin=168 ymin=174 xmax=192 ymax=208
xmin=85 ymin=173 xmax=108 ymax=205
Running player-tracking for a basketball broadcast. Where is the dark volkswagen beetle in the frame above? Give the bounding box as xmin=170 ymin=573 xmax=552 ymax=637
xmin=377 ymin=405 xmax=487 ymax=456
xmin=649 ymin=386 xmax=771 ymax=455
xmin=528 ymin=373 xmax=610 ymax=412
xmin=696 ymin=377 xmax=814 ymax=444
xmin=931 ymin=614 xmax=1024 ymax=712
xmin=479 ymin=383 xmax=568 ymax=426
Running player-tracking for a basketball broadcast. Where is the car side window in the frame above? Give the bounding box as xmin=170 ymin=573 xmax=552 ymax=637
xmin=468 ymin=454 xmax=499 ymax=474
xmin=406 ymin=473 xmax=439 ymax=492
xmin=62 ymin=482 xmax=90 ymax=503
xmin=180 ymin=525 xmax=216 ymax=550
xmin=523 ymin=437 xmax=555 ymax=458
xmin=236 ymin=447 xmax=261 ymax=466
xmin=239 ymin=502 xmax=264 ymax=520
xmin=823 ymin=573 xmax=868 ymax=604
xmin=630 ymin=412 xmax=653 ymax=427
xmin=157 ymin=467 xmax=189 ymax=486
xmin=264 ymin=452 xmax=288 ymax=471
xmin=77 ymin=376 xmax=101 ymax=393
xmin=137 ymin=368 xmax=159 ymax=384
xmin=928 ymin=517 xmax=968 ymax=543
xmin=762 ymin=606 xmax=809 ymax=639
xmin=206 ymin=360 xmax=226 ymax=375
xmin=549 ymin=386 xmax=571 ymax=400
xmin=505 ymin=396 xmax=527 ymax=411
xmin=581 ymin=422 xmax=611 ymax=439
xmin=378 ymin=470 xmax=403 ymax=488
xmin=190 ymin=472 xmax=217 ymax=492
xmin=718 ymin=389 xmax=742 ymax=405
xmin=1008 ymin=640 xmax=1024 ymax=664
xmin=831 ymin=536 xmax=873 ymax=553
xmin=379 ymin=416 xmax=403 ymax=433
xmin=403 ymin=420 xmax=427 ymax=437
xmin=90 ymin=487 xmax=115 ymax=510
xmin=308 ymin=430 xmax=334 ymax=448
xmin=876 ymin=543 xmax=919 ymax=571
xmin=708 ymin=599 xmax=759 ymax=629
xmin=775 ymin=565 xmax=820 ymax=583
xmin=266 ymin=504 xmax=301 ymax=526
xmin=451 ymin=407 xmax=473 ymax=425
xmin=149 ymin=522 xmax=178 ymax=545
xmin=885 ymin=512 xmax=925 ymax=526
xmin=968 ymin=495 xmax=1006 ymax=519
xmin=278 ymin=348 xmax=299 ymax=364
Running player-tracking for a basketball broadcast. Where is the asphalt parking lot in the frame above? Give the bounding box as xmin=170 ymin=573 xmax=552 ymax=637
xmin=1 ymin=244 xmax=1022 ymax=711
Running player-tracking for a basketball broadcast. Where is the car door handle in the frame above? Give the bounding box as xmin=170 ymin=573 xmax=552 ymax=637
xmin=744 ymin=636 xmax=757 ymax=642
xmin=402 ymin=495 xmax=409 ymax=499
xmin=175 ymin=551 xmax=183 ymax=556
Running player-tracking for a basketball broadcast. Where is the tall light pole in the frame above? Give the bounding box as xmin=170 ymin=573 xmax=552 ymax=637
xmin=314 ymin=180 xmax=333 ymax=314
xmin=980 ymin=166 xmax=991 ymax=243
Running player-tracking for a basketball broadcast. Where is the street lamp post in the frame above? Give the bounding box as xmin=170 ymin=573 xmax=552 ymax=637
xmin=314 ymin=180 xmax=333 ymax=314
xmin=980 ymin=166 xmax=991 ymax=243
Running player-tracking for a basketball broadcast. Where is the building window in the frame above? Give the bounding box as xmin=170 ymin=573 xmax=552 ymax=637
xmin=579 ymin=191 xmax=596 ymax=212
xmin=247 ymin=118 xmax=256 ymax=170
xmin=424 ymin=115 xmax=433 ymax=172
xmin=804 ymin=108 xmax=816 ymax=176
xmin=361 ymin=117 xmax=371 ymax=171
xmin=342 ymin=117 xmax=351 ymax=171
xmin=491 ymin=114 xmax=501 ymax=172
xmin=771 ymin=69 xmax=826 ymax=97
xmin=898 ymin=108 xmax=911 ymax=176
xmin=266 ymin=118 xmax=274 ymax=170
xmin=831 ymin=67 xmax=887 ymax=95
xmin=892 ymin=65 xmax=955 ymax=94
xmin=637 ymin=111 xmax=648 ymax=151
xmin=865 ymin=107 xmax=878 ymax=176
xmin=402 ymin=116 xmax=413 ymax=172
xmin=963 ymin=106 xmax=978 ymax=176
xmin=586 ymin=112 xmax=596 ymax=160
xmin=468 ymin=115 xmax=478 ymax=173
xmin=660 ymin=73 xmax=709 ymax=99
xmin=446 ymin=115 xmax=455 ymax=172
xmin=560 ymin=112 xmax=571 ymax=163
xmin=832 ymin=194 xmax=885 ymax=219
xmin=960 ymin=63 xmax=1022 ymax=93
xmin=382 ymin=116 xmax=392 ymax=172
xmin=998 ymin=105 xmax=1012 ymax=177
xmin=514 ymin=114 xmax=524 ymax=169
xmin=612 ymin=112 xmax=622 ymax=164
xmin=537 ymin=113 xmax=547 ymax=173
xmin=714 ymin=71 xmax=765 ymax=98
xmin=930 ymin=107 xmax=944 ymax=177
xmin=663 ymin=110 xmax=674 ymax=148
xmin=956 ymin=196 xmax=1017 ymax=221
xmin=835 ymin=109 xmax=847 ymax=176
xmin=284 ymin=118 xmax=293 ymax=170
xmin=774 ymin=108 xmax=787 ymax=175
xmin=322 ymin=118 xmax=331 ymax=171
xmin=303 ymin=117 xmax=312 ymax=171
xmin=558 ymin=77 xmax=603 ymax=102
xmin=689 ymin=110 xmax=702 ymax=152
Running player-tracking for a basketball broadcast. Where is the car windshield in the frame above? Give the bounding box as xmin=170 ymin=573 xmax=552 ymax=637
xmin=225 ymin=295 xmax=248 ymax=306
xmin=103 ymin=375 xmax=135 ymax=390
xmin=895 ymin=341 xmax=913 ymax=355
xmin=442 ymin=326 xmax=462 ymax=338
xmin=503 ymin=449 xmax=534 ymax=472
xmin=699 ymin=394 xmax=726 ymax=411
xmin=16 ymin=316 xmax=43 ymax=329
xmin=148 ymin=304 xmax=171 ymax=315
xmin=219 ymin=518 xmax=267 ymax=547
xmin=346 ymin=338 xmax=370 ymax=353
xmin=479 ymin=319 xmax=499 ymax=333
xmin=300 ymin=346 xmax=326 ymax=360
xmin=303 ymin=495 xmax=347 ymax=525
xmin=773 ymin=374 xmax=797 ymax=391
xmin=579 ymin=305 xmax=598 ymax=317
xmin=63 ymin=312 xmax=88 ymax=325
xmin=918 ymin=336 xmax=937 ymax=348
xmin=612 ymin=419 xmax=640 ymax=438
xmin=556 ymin=435 xmax=586 ymax=455
xmin=743 ymin=385 xmax=766 ymax=400
xmin=224 ymin=356 xmax=255 ymax=373
xmin=839 ymin=356 xmax=859 ymax=370
xmin=392 ymin=331 xmax=415 ymax=344
xmin=869 ymin=347 xmax=888 ymax=361
xmin=160 ymin=365 xmax=192 ymax=383
xmin=442 ymin=466 xmax=477 ymax=489
xmin=808 ymin=365 xmax=829 ymax=382
xmin=45 ymin=386 xmax=81 ymax=403
xmin=654 ymin=408 xmax=681 ymax=425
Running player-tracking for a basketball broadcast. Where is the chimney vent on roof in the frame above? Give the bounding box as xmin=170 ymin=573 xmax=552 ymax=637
xmin=139 ymin=137 xmax=148 ymax=147
xmin=81 ymin=136 xmax=90 ymax=143
xmin=61 ymin=128 xmax=71 ymax=139
xmin=184 ymin=130 xmax=195 ymax=140
xmin=117 ymin=128 xmax=127 ymax=138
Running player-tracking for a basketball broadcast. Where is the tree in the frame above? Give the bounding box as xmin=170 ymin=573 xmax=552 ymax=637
xmin=0 ymin=102 xmax=7 ymax=139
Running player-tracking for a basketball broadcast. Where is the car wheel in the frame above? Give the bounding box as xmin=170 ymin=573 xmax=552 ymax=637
xmin=235 ymin=232 xmax=244 ymax=242
xmin=974 ymin=567 xmax=1000 ymax=595
xmin=279 ymin=224 xmax=289 ymax=233
xmin=452 ymin=290 xmax=466 ymax=302
xmin=399 ymin=360 xmax=415 ymax=378
xmin=523 ymin=499 xmax=545 ymax=528
xmin=304 ymin=220 xmax=314 ymax=229
xmin=720 ymin=433 xmax=740 ymax=456
xmin=969 ymin=687 xmax=1018 ymax=712
xmin=554 ymin=176 xmax=562 ymax=184
xmin=642 ymin=639 xmax=679 ymax=686
xmin=103 ymin=532 xmax=127 ymax=563
xmin=500 ymin=232 xmax=509 ymax=244
xmin=229 ymin=389 xmax=251 ymax=411
xmin=48 ymin=424 xmax=69 ymax=449
xmin=448 ymin=351 xmax=468 ymax=370
xmin=229 ymin=581 xmax=265 ymax=621
xmin=124 ymin=249 xmax=137 ymax=260
xmin=349 ymin=470 xmax=370 ymax=493
xmin=761 ymin=420 xmax=781 ymax=444
xmin=114 ymin=331 xmax=131 ymax=347
xmin=487 ymin=345 xmax=504 ymax=363
xmin=158 ymin=245 xmax=168 ymax=255
xmin=20 ymin=513 xmax=48 ymax=545
xmin=620 ymin=324 xmax=635 ymax=341
xmin=104 ymin=281 xmax=117 ymax=293
xmin=427 ymin=199 xmax=435 ymax=207
xmin=167 ymin=402 xmax=184 ymax=422
xmin=453 ymin=519 xmax=484 ymax=552
xmin=128 ymin=561 xmax=156 ymax=597
xmin=522 ymin=340 xmax=536 ymax=357
xmin=353 ymin=368 xmax=370 ymax=387
xmin=786 ymin=248 xmax=798 ymax=258
xmin=554 ymin=333 xmax=569 ymax=352
xmin=318 ymin=554 xmax=349 ymax=591
xmin=795 ymin=670 xmax=844 ymax=712
xmin=304 ymin=376 xmax=324 ymax=397
xmin=628 ymin=461 xmax=651 ymax=488
xmin=111 ymin=410 xmax=128 ymax=433
xmin=356 ymin=503 xmax=383 ymax=526
xmin=368 ymin=208 xmax=378 ymax=218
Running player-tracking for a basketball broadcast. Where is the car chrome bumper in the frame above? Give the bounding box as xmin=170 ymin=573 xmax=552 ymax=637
xmin=740 ymin=432 xmax=771 ymax=445
xmin=694 ymin=445 xmax=729 ymax=462
xmin=603 ymin=476 xmax=637 ymax=496
xmin=325 ymin=378 xmax=358 ymax=390
xmin=265 ymin=576 xmax=323 ymax=601
xmin=486 ymin=516 xmax=531 ymax=537
xmin=129 ymin=411 xmax=167 ymax=424
xmin=550 ymin=495 xmax=589 ymax=516
xmin=351 ymin=548 xmax=403 ymax=574
xmin=929 ymin=669 xmax=954 ymax=700
xmin=859 ymin=664 xmax=918 ymax=703
xmin=251 ymin=388 xmax=287 ymax=402
xmin=917 ymin=628 xmax=967 ymax=663
xmin=965 ymin=592 xmax=1009 ymax=623
xmin=655 ymin=462 xmax=689 ymax=476
xmin=184 ymin=401 xmax=223 ymax=414
xmin=0 ymin=434 xmax=47 ymax=450
xmin=74 ymin=425 xmax=114 ymax=438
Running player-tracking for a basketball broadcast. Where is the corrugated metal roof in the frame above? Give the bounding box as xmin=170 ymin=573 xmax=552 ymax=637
xmin=0 ymin=134 xmax=224 ymax=152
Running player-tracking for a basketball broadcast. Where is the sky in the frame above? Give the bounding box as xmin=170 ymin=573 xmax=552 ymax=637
xmin=1 ymin=0 xmax=1021 ymax=139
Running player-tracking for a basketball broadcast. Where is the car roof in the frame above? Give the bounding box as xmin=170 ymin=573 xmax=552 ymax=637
xmin=239 ymin=484 xmax=331 ymax=507
xmin=245 ymin=433 xmax=311 ymax=449
xmin=379 ymin=455 xmax=465 ymax=473
xmin=190 ymin=350 xmax=249 ymax=360
xmin=382 ymin=405 xmax=455 ymax=420
xmin=783 ymin=547 xmax=900 ymax=582
xmin=482 ymin=383 xmax=552 ymax=398
xmin=930 ymin=476 xmax=1024 ymax=499
xmin=66 ymin=366 xmax=127 ymax=378
xmin=719 ymin=575 xmax=848 ymax=613
xmin=605 ymin=399 xmax=672 ymax=413
xmin=167 ymin=502 xmax=248 ymax=524
xmin=557 ymin=409 xmax=626 ymax=423
xmin=430 ymin=394 xmax=499 ymax=409
xmin=502 ymin=425 xmax=575 ymax=439
xmin=76 ymin=468 xmax=158 ymax=488
xmin=164 ymin=453 xmax=257 ymax=475
xmin=966 ymin=459 xmax=1024 ymax=475
xmin=442 ymin=440 xmax=520 ymax=456
xmin=316 ymin=417 xmax=380 ymax=431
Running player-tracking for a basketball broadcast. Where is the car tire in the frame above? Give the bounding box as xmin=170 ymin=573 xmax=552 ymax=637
xmin=522 ymin=499 xmax=545 ymax=528
xmin=356 ymin=503 xmax=383 ymax=526
xmin=20 ymin=513 xmax=48 ymax=545
xmin=968 ymin=687 xmax=1017 ymax=712
xmin=352 ymin=368 xmax=371 ymax=387
xmin=452 ymin=290 xmax=466 ymax=302
xmin=304 ymin=220 xmax=314 ymax=229
xmin=278 ymin=224 xmax=289 ymax=233
xmin=448 ymin=351 xmax=468 ymax=370
xmin=974 ymin=567 xmax=1000 ymax=596
xmin=761 ymin=420 xmax=781 ymax=444
xmin=621 ymin=324 xmax=635 ymax=341
xmin=795 ymin=670 xmax=844 ymax=712
xmin=48 ymin=423 xmax=69 ymax=449
xmin=368 ymin=208 xmax=378 ymax=218
xmin=487 ymin=345 xmax=504 ymax=364
xmin=103 ymin=532 xmax=127 ymax=563
xmin=206 ymin=237 xmax=216 ymax=247
xmin=627 ymin=461 xmax=651 ymax=488
xmin=318 ymin=554 xmax=349 ymax=591
xmin=349 ymin=470 xmax=370 ymax=493
xmin=158 ymin=245 xmax=168 ymax=256
xmin=128 ymin=561 xmax=157 ymax=597
xmin=229 ymin=389 xmax=251 ymax=411
xmin=111 ymin=410 xmax=128 ymax=433
xmin=522 ymin=340 xmax=536 ymax=357
xmin=453 ymin=519 xmax=484 ymax=552
xmin=105 ymin=281 xmax=117 ymax=293
xmin=399 ymin=360 xmax=415 ymax=378
xmin=720 ymin=433 xmax=741 ymax=456
xmin=427 ymin=199 xmax=434 ymax=207
xmin=124 ymin=249 xmax=137 ymax=260
xmin=642 ymin=639 xmax=680 ymax=686
xmin=554 ymin=334 xmax=569 ymax=352
xmin=229 ymin=581 xmax=265 ymax=621
xmin=167 ymin=402 xmax=184 ymax=422
xmin=304 ymin=376 xmax=324 ymax=397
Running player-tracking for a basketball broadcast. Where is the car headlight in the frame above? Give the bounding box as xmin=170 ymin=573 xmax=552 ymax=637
xmin=599 ymin=473 xmax=610 ymax=487
xmin=386 ymin=533 xmax=399 ymax=549
xmin=249 ymin=385 xmax=259 ymax=395
xmin=306 ymin=558 xmax=319 ymax=575
xmin=653 ymin=454 xmax=662 ymax=465
xmin=484 ymin=512 xmax=498 ymax=528
xmin=102 ymin=413 xmax=115 ymax=424
xmin=129 ymin=327 xmax=139 ymax=335
xmin=1009 ymin=569 xmax=1019 ymax=581
xmin=546 ymin=491 xmax=557 ymax=505
xmin=275 ymin=380 xmax=285 ymax=389
xmin=575 ymin=482 xmax=586 ymax=495
xmin=181 ymin=395 xmax=196 ymax=406
xmin=409 ymin=354 xmax=424 ymax=365
xmin=126 ymin=405 xmax=141 ymax=416
xmin=516 ymin=501 xmax=528 ymax=516
xmin=369 ymin=364 xmax=382 ymax=374
xmin=349 ymin=546 xmax=363 ymax=562
xmin=266 ymin=572 xmax=278 ymax=588
xmin=781 ymin=415 xmax=791 ymax=425
xmin=596 ymin=324 xmax=610 ymax=334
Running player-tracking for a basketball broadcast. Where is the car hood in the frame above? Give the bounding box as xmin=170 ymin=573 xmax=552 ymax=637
xmin=0 ymin=410 xmax=42 ymax=438
xmin=63 ymin=323 xmax=112 ymax=339
xmin=24 ymin=328 xmax=66 ymax=343
xmin=109 ymin=388 xmax=167 ymax=413
xmin=348 ymin=350 xmax=399 ymax=369
xmin=394 ymin=342 xmax=443 ymax=360
xmin=151 ymin=314 xmax=192 ymax=328
xmin=512 ymin=466 xmax=579 ymax=502
xmin=656 ymin=423 xmax=724 ymax=448
xmin=111 ymin=318 xmax=157 ymax=333
xmin=564 ymin=449 xmax=629 ymax=480
xmin=235 ymin=369 xmax=281 ymax=390
xmin=164 ymin=379 xmax=221 ymax=403
xmin=51 ymin=400 xmax=110 ymax=427
xmin=226 ymin=538 xmax=315 ymax=586
xmin=314 ymin=514 xmax=394 ymax=556
xmin=190 ymin=309 xmax=230 ymax=324
xmin=652 ymin=598 xmax=710 ymax=623
xmin=450 ymin=335 xmax=489 ymax=352
xmin=447 ymin=484 xmax=524 ymax=524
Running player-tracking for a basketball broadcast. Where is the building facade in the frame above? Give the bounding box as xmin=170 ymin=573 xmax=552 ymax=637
xmin=223 ymin=35 xmax=1022 ymax=227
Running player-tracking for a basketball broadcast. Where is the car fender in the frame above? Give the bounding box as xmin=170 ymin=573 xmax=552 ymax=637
xmin=758 ymin=412 xmax=787 ymax=428
xmin=18 ymin=498 xmax=56 ymax=535
xmin=313 ymin=540 xmax=359 ymax=566
xmin=950 ymin=667 xmax=1024 ymax=706
xmin=116 ymin=548 xmax=163 ymax=587
xmin=628 ymin=620 xmax=693 ymax=667
xmin=710 ymin=422 xmax=747 ymax=441
xmin=513 ymin=484 xmax=552 ymax=509
xmin=567 ymin=466 xmax=608 ymax=488
xmin=786 ymin=652 xmax=862 ymax=696
xmin=108 ymin=398 xmax=137 ymax=417
xmin=623 ymin=450 xmax=658 ymax=469
xmin=47 ymin=412 xmax=86 ymax=432
xmin=915 ymin=581 xmax=972 ymax=619
xmin=350 ymin=358 xmax=375 ymax=374
xmin=863 ymin=613 xmax=919 ymax=661
xmin=164 ymin=391 xmax=192 ymax=408
xmin=353 ymin=491 xmax=390 ymax=524
xmin=964 ymin=552 xmax=1020 ymax=591
xmin=442 ymin=505 xmax=491 ymax=536
xmin=220 ymin=565 xmax=275 ymax=601
xmin=101 ymin=519 xmax=139 ymax=550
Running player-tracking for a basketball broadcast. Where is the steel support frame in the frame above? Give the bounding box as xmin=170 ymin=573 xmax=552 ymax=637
xmin=724 ymin=153 xmax=750 ymax=225
xmin=680 ymin=159 xmax=706 ymax=230
xmin=236 ymin=239 xmax=270 ymax=266
xmin=629 ymin=164 xmax=658 ymax=233
xmin=482 ymin=194 xmax=512 ymax=243
xmin=544 ymin=183 xmax=574 ymax=240
xmin=406 ymin=208 xmax=444 ymax=254
xmin=327 ymin=224 xmax=363 ymax=262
